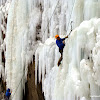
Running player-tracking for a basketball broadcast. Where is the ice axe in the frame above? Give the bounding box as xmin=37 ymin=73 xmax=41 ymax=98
xmin=68 ymin=21 xmax=73 ymax=36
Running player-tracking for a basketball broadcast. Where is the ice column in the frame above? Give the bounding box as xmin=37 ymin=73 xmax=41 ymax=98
xmin=36 ymin=18 xmax=100 ymax=100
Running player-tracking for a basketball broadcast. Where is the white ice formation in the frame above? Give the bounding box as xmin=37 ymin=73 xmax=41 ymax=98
xmin=36 ymin=18 xmax=100 ymax=100
xmin=0 ymin=0 xmax=11 ymax=81
xmin=0 ymin=0 xmax=100 ymax=100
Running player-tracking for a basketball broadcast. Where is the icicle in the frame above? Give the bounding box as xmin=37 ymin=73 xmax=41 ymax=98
xmin=37 ymin=18 xmax=100 ymax=100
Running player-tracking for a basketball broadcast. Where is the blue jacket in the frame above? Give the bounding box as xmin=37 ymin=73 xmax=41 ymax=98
xmin=56 ymin=38 xmax=65 ymax=50
xmin=5 ymin=89 xmax=11 ymax=98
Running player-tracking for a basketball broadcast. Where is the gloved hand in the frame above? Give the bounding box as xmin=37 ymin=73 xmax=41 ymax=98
xmin=65 ymin=35 xmax=68 ymax=38
xmin=62 ymin=40 xmax=65 ymax=44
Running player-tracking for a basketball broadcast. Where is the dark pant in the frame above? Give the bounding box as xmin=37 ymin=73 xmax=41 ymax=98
xmin=4 ymin=96 xmax=9 ymax=100
xmin=58 ymin=49 xmax=63 ymax=66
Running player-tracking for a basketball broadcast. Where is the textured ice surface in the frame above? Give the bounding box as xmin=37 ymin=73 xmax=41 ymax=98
xmin=0 ymin=0 xmax=100 ymax=100
xmin=36 ymin=18 xmax=100 ymax=100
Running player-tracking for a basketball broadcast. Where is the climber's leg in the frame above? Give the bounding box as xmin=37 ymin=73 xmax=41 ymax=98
xmin=58 ymin=50 xmax=63 ymax=66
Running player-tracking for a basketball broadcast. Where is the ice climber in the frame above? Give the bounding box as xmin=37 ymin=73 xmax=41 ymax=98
xmin=55 ymin=34 xmax=68 ymax=66
xmin=5 ymin=88 xmax=11 ymax=100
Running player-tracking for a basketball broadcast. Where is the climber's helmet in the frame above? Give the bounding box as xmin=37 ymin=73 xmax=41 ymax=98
xmin=55 ymin=35 xmax=59 ymax=39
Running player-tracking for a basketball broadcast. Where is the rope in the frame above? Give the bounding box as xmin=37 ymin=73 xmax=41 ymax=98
xmin=11 ymin=72 xmax=25 ymax=99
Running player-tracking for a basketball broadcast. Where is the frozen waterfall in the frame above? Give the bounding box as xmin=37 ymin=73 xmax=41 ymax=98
xmin=0 ymin=0 xmax=100 ymax=100
xmin=36 ymin=18 xmax=100 ymax=100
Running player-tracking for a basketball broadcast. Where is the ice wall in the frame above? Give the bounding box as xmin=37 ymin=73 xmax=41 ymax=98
xmin=41 ymin=0 xmax=100 ymax=42
xmin=35 ymin=38 xmax=59 ymax=85
xmin=0 ymin=0 xmax=10 ymax=81
xmin=36 ymin=18 xmax=100 ymax=100
xmin=0 ymin=0 xmax=42 ymax=99
xmin=0 ymin=0 xmax=7 ymax=6
xmin=5 ymin=0 xmax=41 ymax=100
xmin=0 ymin=0 xmax=99 ymax=100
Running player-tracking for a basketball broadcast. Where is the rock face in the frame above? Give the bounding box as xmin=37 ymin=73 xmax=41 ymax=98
xmin=24 ymin=61 xmax=44 ymax=100
xmin=0 ymin=78 xmax=6 ymax=100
